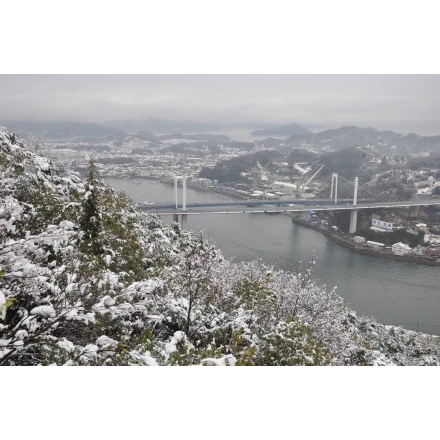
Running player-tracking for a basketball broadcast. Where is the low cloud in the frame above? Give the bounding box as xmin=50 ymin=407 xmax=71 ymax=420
xmin=1 ymin=74 xmax=439 ymax=135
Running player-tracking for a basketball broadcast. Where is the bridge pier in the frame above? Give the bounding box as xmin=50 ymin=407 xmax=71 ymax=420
xmin=349 ymin=209 xmax=358 ymax=234
xmin=172 ymin=213 xmax=188 ymax=229
xmin=180 ymin=214 xmax=188 ymax=229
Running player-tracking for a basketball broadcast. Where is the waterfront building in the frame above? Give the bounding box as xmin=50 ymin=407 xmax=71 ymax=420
xmin=366 ymin=240 xmax=385 ymax=250
xmin=354 ymin=236 xmax=366 ymax=244
xmin=392 ymin=242 xmax=412 ymax=256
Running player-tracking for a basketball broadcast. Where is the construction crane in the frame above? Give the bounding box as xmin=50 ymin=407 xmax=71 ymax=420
xmin=291 ymin=164 xmax=324 ymax=196
xmin=250 ymin=161 xmax=271 ymax=191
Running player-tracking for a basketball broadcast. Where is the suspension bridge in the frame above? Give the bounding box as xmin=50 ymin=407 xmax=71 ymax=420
xmin=140 ymin=174 xmax=440 ymax=232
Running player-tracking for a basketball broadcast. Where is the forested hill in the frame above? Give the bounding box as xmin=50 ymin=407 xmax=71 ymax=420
xmin=1 ymin=129 xmax=440 ymax=366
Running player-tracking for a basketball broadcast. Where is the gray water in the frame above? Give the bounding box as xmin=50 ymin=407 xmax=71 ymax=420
xmin=104 ymin=177 xmax=440 ymax=336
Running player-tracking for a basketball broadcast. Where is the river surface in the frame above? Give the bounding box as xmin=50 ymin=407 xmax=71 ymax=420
xmin=104 ymin=177 xmax=440 ymax=336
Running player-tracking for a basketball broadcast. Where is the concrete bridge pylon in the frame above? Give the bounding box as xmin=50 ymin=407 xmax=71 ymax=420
xmin=349 ymin=177 xmax=359 ymax=234
xmin=173 ymin=175 xmax=188 ymax=228
xmin=349 ymin=209 xmax=358 ymax=234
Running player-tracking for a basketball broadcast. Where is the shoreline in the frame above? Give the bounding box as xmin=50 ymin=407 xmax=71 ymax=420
xmin=102 ymin=176 xmax=440 ymax=267
xmin=101 ymin=175 xmax=245 ymax=200
xmin=289 ymin=214 xmax=440 ymax=267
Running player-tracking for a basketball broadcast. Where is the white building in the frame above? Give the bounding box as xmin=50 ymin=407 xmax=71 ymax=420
xmin=366 ymin=240 xmax=385 ymax=250
xmin=353 ymin=236 xmax=366 ymax=244
xmin=424 ymin=233 xmax=440 ymax=245
xmin=372 ymin=219 xmax=393 ymax=231
xmin=416 ymin=223 xmax=428 ymax=231
xmin=392 ymin=242 xmax=411 ymax=256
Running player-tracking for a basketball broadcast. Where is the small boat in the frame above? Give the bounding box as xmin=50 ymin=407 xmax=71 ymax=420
xmin=143 ymin=201 xmax=155 ymax=206
xmin=135 ymin=179 xmax=142 ymax=184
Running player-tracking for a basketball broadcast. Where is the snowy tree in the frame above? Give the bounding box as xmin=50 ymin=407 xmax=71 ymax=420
xmin=160 ymin=235 xmax=224 ymax=339
xmin=79 ymin=159 xmax=102 ymax=256
xmin=257 ymin=317 xmax=330 ymax=366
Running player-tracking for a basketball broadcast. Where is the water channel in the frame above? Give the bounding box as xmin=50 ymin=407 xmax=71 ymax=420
xmin=104 ymin=177 xmax=440 ymax=336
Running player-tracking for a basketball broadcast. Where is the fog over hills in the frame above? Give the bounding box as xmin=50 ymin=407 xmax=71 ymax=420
xmin=4 ymin=119 xmax=440 ymax=156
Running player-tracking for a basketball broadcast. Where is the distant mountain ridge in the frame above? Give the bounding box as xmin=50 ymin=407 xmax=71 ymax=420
xmin=284 ymin=126 xmax=440 ymax=156
xmin=251 ymin=123 xmax=313 ymax=137
xmin=4 ymin=120 xmax=440 ymax=156
xmin=105 ymin=118 xmax=222 ymax=133
xmin=135 ymin=131 xmax=161 ymax=143
xmin=4 ymin=120 xmax=125 ymax=139
xmin=158 ymin=133 xmax=230 ymax=143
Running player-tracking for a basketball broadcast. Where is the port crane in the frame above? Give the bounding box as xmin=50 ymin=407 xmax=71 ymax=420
xmin=249 ymin=161 xmax=271 ymax=191
xmin=291 ymin=164 xmax=324 ymax=196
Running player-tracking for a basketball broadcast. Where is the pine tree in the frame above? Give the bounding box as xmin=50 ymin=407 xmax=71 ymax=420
xmin=79 ymin=159 xmax=102 ymax=255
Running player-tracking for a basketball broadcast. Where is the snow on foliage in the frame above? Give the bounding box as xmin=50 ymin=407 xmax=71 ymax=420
xmin=0 ymin=292 xmax=6 ymax=320
xmin=1 ymin=128 xmax=440 ymax=366
xmin=30 ymin=306 xmax=56 ymax=318
xmin=201 ymin=354 xmax=236 ymax=366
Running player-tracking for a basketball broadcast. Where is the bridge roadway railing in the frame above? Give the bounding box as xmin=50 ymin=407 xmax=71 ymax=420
xmin=140 ymin=198 xmax=440 ymax=215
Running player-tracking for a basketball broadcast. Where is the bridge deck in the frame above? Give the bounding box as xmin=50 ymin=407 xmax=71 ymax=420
xmin=140 ymin=198 xmax=440 ymax=216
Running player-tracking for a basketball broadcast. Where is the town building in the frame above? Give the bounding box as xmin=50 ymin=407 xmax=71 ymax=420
xmin=366 ymin=240 xmax=385 ymax=250
xmin=392 ymin=242 xmax=412 ymax=256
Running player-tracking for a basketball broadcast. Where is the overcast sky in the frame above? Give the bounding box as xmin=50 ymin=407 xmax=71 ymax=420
xmin=1 ymin=74 xmax=440 ymax=135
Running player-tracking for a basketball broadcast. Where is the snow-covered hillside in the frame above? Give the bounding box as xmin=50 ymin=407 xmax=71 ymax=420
xmin=1 ymin=130 xmax=440 ymax=365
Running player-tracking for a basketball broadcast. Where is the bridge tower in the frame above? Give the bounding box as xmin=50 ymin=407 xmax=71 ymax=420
xmin=173 ymin=176 xmax=188 ymax=228
xmin=330 ymin=173 xmax=338 ymax=204
xmin=181 ymin=177 xmax=187 ymax=229
xmin=349 ymin=176 xmax=359 ymax=234
xmin=173 ymin=176 xmax=179 ymax=223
